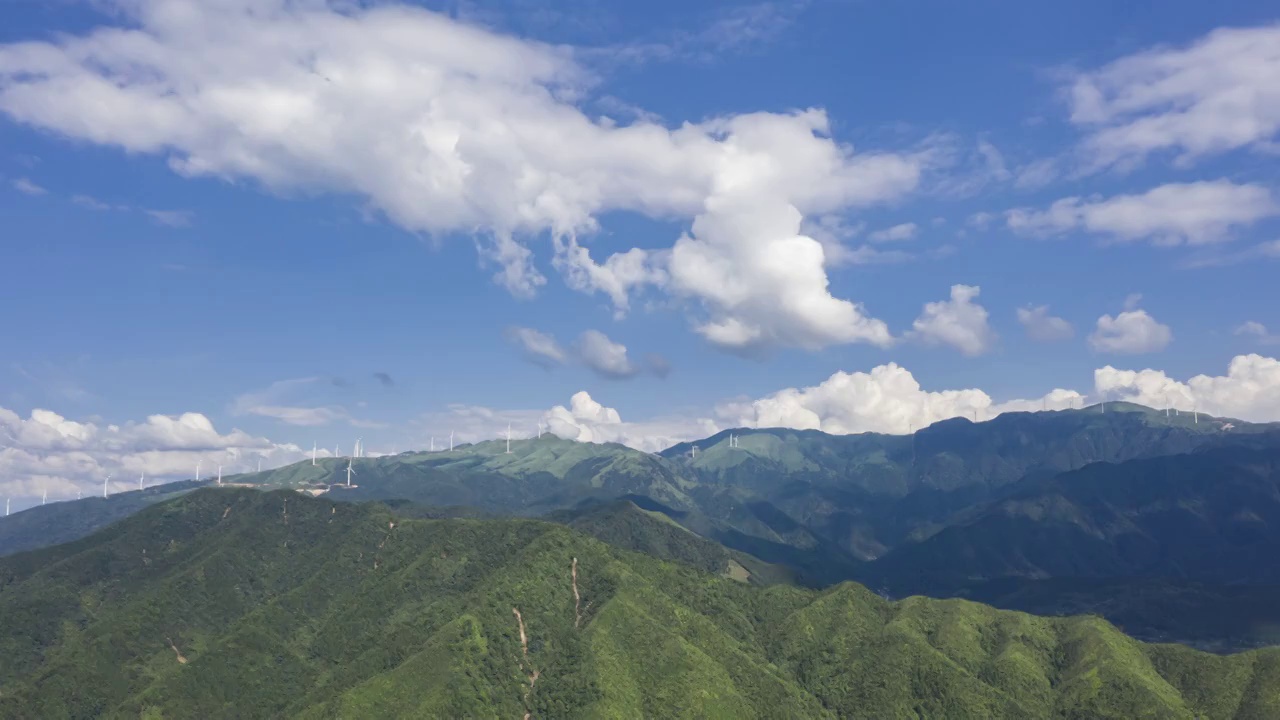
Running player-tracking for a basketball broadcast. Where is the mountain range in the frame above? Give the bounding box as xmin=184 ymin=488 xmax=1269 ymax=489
xmin=4 ymin=402 xmax=1280 ymax=651
xmin=3 ymin=488 xmax=1279 ymax=718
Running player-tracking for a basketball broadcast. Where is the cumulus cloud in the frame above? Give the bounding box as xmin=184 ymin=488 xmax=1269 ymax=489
xmin=432 ymin=354 xmax=1280 ymax=451
xmin=576 ymin=330 xmax=638 ymax=379
xmin=1235 ymin=321 xmax=1280 ymax=346
xmin=716 ymin=363 xmax=1082 ymax=435
xmin=0 ymin=0 xmax=924 ymax=353
xmin=868 ymin=222 xmax=917 ymax=243
xmin=1005 ymin=180 xmax=1278 ymax=246
xmin=1068 ymin=23 xmax=1280 ymax=170
xmin=505 ymin=326 xmax=567 ymax=368
xmin=0 ymin=405 xmax=319 ymax=500
xmin=1017 ymin=305 xmax=1074 ymax=342
xmin=543 ymin=391 xmax=718 ymax=452
xmin=1096 ymin=354 xmax=1280 ymax=421
xmin=1089 ymin=308 xmax=1173 ymax=354
xmin=910 ymin=284 xmax=996 ymax=356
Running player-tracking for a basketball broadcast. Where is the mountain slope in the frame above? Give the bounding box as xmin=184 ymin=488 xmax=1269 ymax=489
xmin=865 ymin=445 xmax=1280 ymax=594
xmin=2 ymin=488 xmax=1280 ymax=718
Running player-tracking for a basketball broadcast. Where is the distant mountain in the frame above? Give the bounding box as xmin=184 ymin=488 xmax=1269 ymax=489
xmin=2 ymin=488 xmax=1278 ymax=718
xmin=667 ymin=403 xmax=1278 ymax=558
xmin=0 ymin=480 xmax=205 ymax=556
xmin=863 ymin=445 xmax=1280 ymax=594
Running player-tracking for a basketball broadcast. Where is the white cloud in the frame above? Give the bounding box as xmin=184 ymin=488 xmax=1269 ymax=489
xmin=231 ymin=377 xmax=375 ymax=427
xmin=505 ymin=326 xmax=567 ymax=367
xmin=1068 ymin=23 xmax=1280 ymax=170
xmin=0 ymin=1 xmax=924 ymax=353
xmin=1089 ymin=308 xmax=1172 ymax=354
xmin=144 ymin=209 xmax=194 ymax=228
xmin=1017 ymin=305 xmax=1074 ymax=342
xmin=0 ymin=405 xmax=318 ymax=499
xmin=435 ymin=354 xmax=1280 ymax=451
xmin=1005 ymin=180 xmax=1278 ymax=246
xmin=543 ymin=391 xmax=718 ymax=452
xmin=910 ymin=284 xmax=996 ymax=356
xmin=10 ymin=177 xmax=45 ymax=195
xmin=1235 ymin=321 xmax=1280 ymax=346
xmin=576 ymin=330 xmax=638 ymax=379
xmin=71 ymin=194 xmax=113 ymax=210
xmin=716 ymin=363 xmax=1081 ymax=435
xmin=1096 ymin=354 xmax=1280 ymax=422
xmin=868 ymin=222 xmax=917 ymax=243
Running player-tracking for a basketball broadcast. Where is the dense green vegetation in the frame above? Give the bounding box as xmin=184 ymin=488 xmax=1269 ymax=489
xmin=3 ymin=488 xmax=1280 ymax=718
xmin=865 ymin=446 xmax=1280 ymax=591
xmin=4 ymin=404 xmax=1279 ymax=652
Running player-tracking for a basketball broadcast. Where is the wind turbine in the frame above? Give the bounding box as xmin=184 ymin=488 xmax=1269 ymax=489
xmin=103 ymin=474 xmax=111 ymax=499
xmin=217 ymin=465 xmax=222 ymax=486
xmin=312 ymin=442 xmax=317 ymax=466
xmin=41 ymin=488 xmax=47 ymax=506
xmin=195 ymin=461 xmax=201 ymax=482
xmin=430 ymin=436 xmax=435 ymax=452
xmin=505 ymin=424 xmax=512 ymax=454
xmin=4 ymin=498 xmax=7 ymax=517
xmin=139 ymin=472 xmax=145 ymax=491
xmin=537 ymin=422 xmax=543 ymax=439
xmin=355 ymin=438 xmax=363 ymax=458
xmin=449 ymin=431 xmax=454 ymax=452
xmin=691 ymin=445 xmax=697 ymax=459
xmin=257 ymin=458 xmax=262 ymax=473
xmin=346 ymin=457 xmax=355 ymax=487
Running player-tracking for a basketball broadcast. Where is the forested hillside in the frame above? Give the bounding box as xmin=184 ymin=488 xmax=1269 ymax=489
xmin=2 ymin=488 xmax=1278 ymax=718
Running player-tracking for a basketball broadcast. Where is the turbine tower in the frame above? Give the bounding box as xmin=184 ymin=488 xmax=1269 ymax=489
xmin=449 ymin=431 xmax=454 ymax=452
xmin=41 ymin=488 xmax=47 ymax=506
xmin=217 ymin=465 xmax=222 ymax=486
xmin=537 ymin=422 xmax=543 ymax=439
xmin=430 ymin=436 xmax=435 ymax=452
xmin=195 ymin=461 xmax=201 ymax=482
xmin=312 ymin=441 xmax=317 ymax=466
xmin=139 ymin=472 xmax=145 ymax=491
xmin=346 ymin=457 xmax=355 ymax=487
xmin=257 ymin=458 xmax=262 ymax=472
xmin=505 ymin=424 xmax=512 ymax=454
xmin=4 ymin=497 xmax=8 ymax=517
xmin=103 ymin=474 xmax=111 ymax=499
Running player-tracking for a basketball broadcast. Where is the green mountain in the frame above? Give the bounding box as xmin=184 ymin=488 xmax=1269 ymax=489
xmin=0 ymin=480 xmax=205 ymax=556
xmin=863 ymin=446 xmax=1280 ymax=593
xmin=3 ymin=488 xmax=1280 ymax=718
xmin=667 ymin=403 xmax=1278 ymax=559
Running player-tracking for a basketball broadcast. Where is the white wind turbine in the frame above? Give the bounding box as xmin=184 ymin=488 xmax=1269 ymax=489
xmin=195 ymin=461 xmax=201 ymax=482
xmin=346 ymin=456 xmax=355 ymax=487
xmin=217 ymin=465 xmax=222 ymax=486
xmin=41 ymin=488 xmax=47 ymax=506
xmin=139 ymin=472 xmax=145 ymax=491
xmin=505 ymin=424 xmax=512 ymax=454
xmin=4 ymin=497 xmax=8 ymax=517
xmin=103 ymin=474 xmax=111 ymax=499
xmin=449 ymin=431 xmax=454 ymax=452
xmin=312 ymin=441 xmax=317 ymax=466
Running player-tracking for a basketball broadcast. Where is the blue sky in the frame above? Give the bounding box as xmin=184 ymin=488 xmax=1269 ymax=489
xmin=2 ymin=0 xmax=1280 ymax=498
